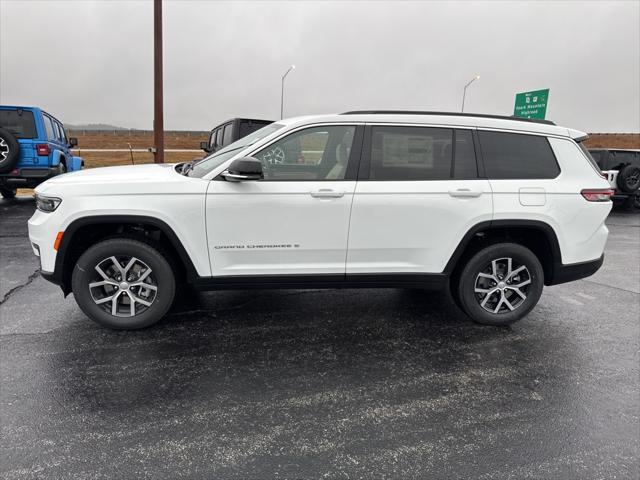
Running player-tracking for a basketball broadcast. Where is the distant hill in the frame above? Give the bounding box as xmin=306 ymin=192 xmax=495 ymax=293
xmin=65 ymin=123 xmax=127 ymax=131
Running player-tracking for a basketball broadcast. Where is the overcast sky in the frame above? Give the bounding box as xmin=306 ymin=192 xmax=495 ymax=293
xmin=1 ymin=0 xmax=638 ymax=132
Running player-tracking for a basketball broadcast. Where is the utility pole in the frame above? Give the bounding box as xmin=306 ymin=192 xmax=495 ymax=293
xmin=153 ymin=0 xmax=164 ymax=163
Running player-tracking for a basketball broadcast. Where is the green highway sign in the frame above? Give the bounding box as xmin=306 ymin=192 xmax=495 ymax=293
xmin=514 ymin=89 xmax=550 ymax=119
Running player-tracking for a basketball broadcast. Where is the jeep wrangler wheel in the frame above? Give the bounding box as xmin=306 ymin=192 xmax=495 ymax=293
xmin=457 ymin=243 xmax=544 ymax=326
xmin=72 ymin=238 xmax=176 ymax=329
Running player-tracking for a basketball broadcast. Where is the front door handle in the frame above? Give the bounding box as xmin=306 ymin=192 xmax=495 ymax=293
xmin=310 ymin=189 xmax=345 ymax=198
xmin=448 ymin=188 xmax=482 ymax=198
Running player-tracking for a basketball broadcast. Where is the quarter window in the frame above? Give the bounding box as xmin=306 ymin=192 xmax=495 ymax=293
xmin=478 ymin=131 xmax=560 ymax=179
xmin=369 ymin=126 xmax=453 ymax=180
xmin=254 ymin=125 xmax=356 ymax=181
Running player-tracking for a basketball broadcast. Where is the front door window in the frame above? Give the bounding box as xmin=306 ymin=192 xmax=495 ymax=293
xmin=253 ymin=125 xmax=356 ymax=181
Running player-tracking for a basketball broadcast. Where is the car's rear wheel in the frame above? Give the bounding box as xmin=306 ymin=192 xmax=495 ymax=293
xmin=71 ymin=238 xmax=176 ymax=329
xmin=457 ymin=243 xmax=544 ymax=326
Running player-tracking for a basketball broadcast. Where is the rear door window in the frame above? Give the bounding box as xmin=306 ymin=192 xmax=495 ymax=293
xmin=368 ymin=126 xmax=453 ymax=180
xmin=0 ymin=109 xmax=37 ymax=138
xmin=478 ymin=131 xmax=560 ymax=179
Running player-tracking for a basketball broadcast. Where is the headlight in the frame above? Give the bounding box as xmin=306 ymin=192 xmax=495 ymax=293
xmin=35 ymin=194 xmax=62 ymax=213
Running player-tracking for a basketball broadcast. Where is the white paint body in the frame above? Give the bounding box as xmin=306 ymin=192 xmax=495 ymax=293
xmin=29 ymin=113 xmax=611 ymax=280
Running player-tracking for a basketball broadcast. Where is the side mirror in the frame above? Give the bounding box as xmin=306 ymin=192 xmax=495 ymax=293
xmin=221 ymin=157 xmax=263 ymax=182
xmin=69 ymin=137 xmax=78 ymax=148
xmin=200 ymin=141 xmax=210 ymax=152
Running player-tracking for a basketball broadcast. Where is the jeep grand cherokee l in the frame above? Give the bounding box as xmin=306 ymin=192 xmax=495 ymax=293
xmin=28 ymin=111 xmax=612 ymax=329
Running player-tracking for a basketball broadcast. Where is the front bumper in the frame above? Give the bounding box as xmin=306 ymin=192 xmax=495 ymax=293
xmin=28 ymin=208 xmax=61 ymax=275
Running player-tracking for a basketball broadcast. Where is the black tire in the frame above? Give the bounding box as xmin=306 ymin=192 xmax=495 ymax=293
xmin=0 ymin=185 xmax=17 ymax=199
xmin=0 ymin=127 xmax=20 ymax=173
xmin=71 ymin=238 xmax=176 ymax=329
xmin=616 ymin=165 xmax=640 ymax=194
xmin=456 ymin=243 xmax=544 ymax=326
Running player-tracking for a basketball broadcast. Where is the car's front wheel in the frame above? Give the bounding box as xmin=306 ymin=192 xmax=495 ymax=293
xmin=457 ymin=243 xmax=544 ymax=326
xmin=71 ymin=238 xmax=176 ymax=329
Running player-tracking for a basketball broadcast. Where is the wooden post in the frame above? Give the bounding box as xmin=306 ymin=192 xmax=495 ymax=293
xmin=153 ymin=0 xmax=164 ymax=163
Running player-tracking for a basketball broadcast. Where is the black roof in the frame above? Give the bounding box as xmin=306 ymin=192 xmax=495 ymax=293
xmin=340 ymin=110 xmax=556 ymax=126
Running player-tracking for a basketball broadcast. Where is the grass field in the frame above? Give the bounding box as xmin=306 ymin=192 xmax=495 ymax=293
xmin=69 ymin=130 xmax=209 ymax=150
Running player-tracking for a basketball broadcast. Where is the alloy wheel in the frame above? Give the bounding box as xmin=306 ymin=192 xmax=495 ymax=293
xmin=474 ymin=257 xmax=532 ymax=314
xmin=89 ymin=256 xmax=158 ymax=317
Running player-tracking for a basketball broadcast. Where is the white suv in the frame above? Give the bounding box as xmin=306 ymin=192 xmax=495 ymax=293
xmin=28 ymin=111 xmax=613 ymax=329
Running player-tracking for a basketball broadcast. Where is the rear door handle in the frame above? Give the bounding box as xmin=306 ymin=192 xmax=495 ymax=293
xmin=448 ymin=188 xmax=482 ymax=198
xmin=310 ymin=189 xmax=345 ymax=198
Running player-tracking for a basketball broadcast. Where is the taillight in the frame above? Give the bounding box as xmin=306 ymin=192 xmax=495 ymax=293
xmin=581 ymin=189 xmax=615 ymax=202
xmin=36 ymin=144 xmax=50 ymax=156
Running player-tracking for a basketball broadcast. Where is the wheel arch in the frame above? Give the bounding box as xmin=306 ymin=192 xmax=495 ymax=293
xmin=53 ymin=215 xmax=199 ymax=295
xmin=444 ymin=220 xmax=563 ymax=286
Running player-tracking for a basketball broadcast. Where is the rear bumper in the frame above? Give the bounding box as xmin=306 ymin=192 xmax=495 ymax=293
xmin=548 ymin=254 xmax=604 ymax=286
xmin=0 ymin=168 xmax=59 ymax=187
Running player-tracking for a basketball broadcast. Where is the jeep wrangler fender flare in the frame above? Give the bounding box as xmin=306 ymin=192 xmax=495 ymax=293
xmin=51 ymin=215 xmax=200 ymax=294
xmin=51 ymin=149 xmax=64 ymax=167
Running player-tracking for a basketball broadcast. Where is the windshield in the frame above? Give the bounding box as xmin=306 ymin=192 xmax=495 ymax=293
xmin=188 ymin=123 xmax=284 ymax=178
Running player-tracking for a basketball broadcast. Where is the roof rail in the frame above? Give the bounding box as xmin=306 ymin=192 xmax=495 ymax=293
xmin=340 ymin=110 xmax=556 ymax=126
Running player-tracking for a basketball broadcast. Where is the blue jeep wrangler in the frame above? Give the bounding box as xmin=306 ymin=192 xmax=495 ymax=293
xmin=0 ymin=106 xmax=83 ymax=198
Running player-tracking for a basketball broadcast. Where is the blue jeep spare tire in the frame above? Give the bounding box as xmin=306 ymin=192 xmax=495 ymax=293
xmin=0 ymin=127 xmax=20 ymax=173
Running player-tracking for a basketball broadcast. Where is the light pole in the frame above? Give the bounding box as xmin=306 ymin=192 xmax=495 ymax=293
xmin=280 ymin=65 xmax=295 ymax=119
xmin=461 ymin=75 xmax=480 ymax=113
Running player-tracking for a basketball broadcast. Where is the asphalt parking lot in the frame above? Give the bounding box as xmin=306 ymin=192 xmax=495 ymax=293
xmin=1 ymin=198 xmax=638 ymax=480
